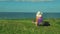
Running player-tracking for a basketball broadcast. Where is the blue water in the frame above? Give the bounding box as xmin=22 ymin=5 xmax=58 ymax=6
xmin=0 ymin=12 xmax=60 ymax=19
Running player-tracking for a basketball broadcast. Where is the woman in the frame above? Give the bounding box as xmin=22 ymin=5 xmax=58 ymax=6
xmin=36 ymin=11 xmax=43 ymax=26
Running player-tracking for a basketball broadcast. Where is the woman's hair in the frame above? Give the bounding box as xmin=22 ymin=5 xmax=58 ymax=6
xmin=36 ymin=11 xmax=42 ymax=16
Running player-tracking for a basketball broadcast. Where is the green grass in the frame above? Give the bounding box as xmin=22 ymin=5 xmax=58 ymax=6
xmin=0 ymin=18 xmax=60 ymax=34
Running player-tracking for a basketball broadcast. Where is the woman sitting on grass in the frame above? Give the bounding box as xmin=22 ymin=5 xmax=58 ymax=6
xmin=36 ymin=11 xmax=43 ymax=26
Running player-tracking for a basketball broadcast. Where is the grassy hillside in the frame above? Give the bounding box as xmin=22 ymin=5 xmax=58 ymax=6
xmin=0 ymin=18 xmax=60 ymax=34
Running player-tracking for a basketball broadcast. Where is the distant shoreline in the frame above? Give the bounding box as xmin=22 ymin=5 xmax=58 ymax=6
xmin=0 ymin=12 xmax=60 ymax=19
xmin=0 ymin=18 xmax=60 ymax=20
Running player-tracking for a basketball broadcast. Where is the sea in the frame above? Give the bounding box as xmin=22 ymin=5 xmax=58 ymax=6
xmin=0 ymin=12 xmax=60 ymax=19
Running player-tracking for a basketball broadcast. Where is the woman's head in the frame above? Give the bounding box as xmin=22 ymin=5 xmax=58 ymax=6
xmin=36 ymin=11 xmax=42 ymax=16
